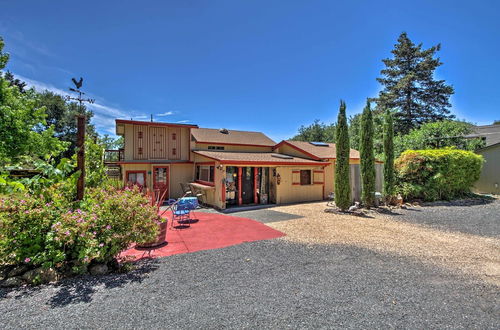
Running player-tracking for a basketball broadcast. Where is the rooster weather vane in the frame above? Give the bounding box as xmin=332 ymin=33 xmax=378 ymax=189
xmin=65 ymin=77 xmax=95 ymax=107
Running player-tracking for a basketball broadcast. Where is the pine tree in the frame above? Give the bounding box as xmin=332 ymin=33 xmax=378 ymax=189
xmin=383 ymin=109 xmax=395 ymax=197
xmin=360 ymin=100 xmax=376 ymax=207
xmin=376 ymin=32 xmax=455 ymax=134
xmin=334 ymin=100 xmax=351 ymax=211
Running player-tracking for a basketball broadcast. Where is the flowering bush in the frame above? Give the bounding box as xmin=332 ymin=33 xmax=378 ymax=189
xmin=0 ymin=185 xmax=159 ymax=273
xmin=395 ymin=148 xmax=483 ymax=201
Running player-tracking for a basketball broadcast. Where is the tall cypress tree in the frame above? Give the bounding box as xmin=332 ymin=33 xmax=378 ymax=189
xmin=360 ymin=100 xmax=376 ymax=207
xmin=376 ymin=32 xmax=454 ymax=134
xmin=383 ymin=109 xmax=395 ymax=197
xmin=334 ymin=100 xmax=351 ymax=211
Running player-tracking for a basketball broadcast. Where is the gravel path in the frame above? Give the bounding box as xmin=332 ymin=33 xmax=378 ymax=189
xmin=390 ymin=199 xmax=500 ymax=238
xmin=1 ymin=239 xmax=499 ymax=329
xmin=267 ymin=202 xmax=500 ymax=286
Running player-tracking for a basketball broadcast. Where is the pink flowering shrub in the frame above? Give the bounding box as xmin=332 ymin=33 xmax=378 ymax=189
xmin=0 ymin=185 xmax=159 ymax=273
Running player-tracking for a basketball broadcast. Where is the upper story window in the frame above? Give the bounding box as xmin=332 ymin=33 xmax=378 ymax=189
xmin=196 ymin=165 xmax=215 ymax=183
xmin=138 ymin=131 xmax=143 ymax=139
xmin=208 ymin=146 xmax=224 ymax=150
xmin=172 ymin=133 xmax=177 ymax=140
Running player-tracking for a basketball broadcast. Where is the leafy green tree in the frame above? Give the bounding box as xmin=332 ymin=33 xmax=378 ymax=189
xmin=36 ymin=90 xmax=96 ymax=158
xmin=2 ymin=71 xmax=27 ymax=93
xmin=359 ymin=100 xmax=376 ymax=207
xmin=383 ymin=109 xmax=395 ymax=197
xmin=376 ymin=32 xmax=455 ymax=134
xmin=0 ymin=79 xmax=68 ymax=167
xmin=290 ymin=119 xmax=336 ymax=142
xmin=394 ymin=120 xmax=484 ymax=156
xmin=334 ymin=100 xmax=351 ymax=211
xmin=98 ymin=134 xmax=124 ymax=150
xmin=0 ymin=38 xmax=68 ymax=168
xmin=0 ymin=37 xmax=8 ymax=70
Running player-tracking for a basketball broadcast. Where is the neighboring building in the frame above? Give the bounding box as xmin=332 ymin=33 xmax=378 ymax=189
xmin=474 ymin=142 xmax=500 ymax=195
xmin=468 ymin=124 xmax=500 ymax=195
xmin=467 ymin=124 xmax=500 ymax=146
xmin=111 ymin=119 xmax=379 ymax=209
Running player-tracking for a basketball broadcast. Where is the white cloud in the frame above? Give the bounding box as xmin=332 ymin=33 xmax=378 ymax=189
xmin=13 ymin=74 xmax=144 ymax=135
xmin=176 ymin=120 xmax=191 ymax=123
xmin=157 ymin=111 xmax=174 ymax=117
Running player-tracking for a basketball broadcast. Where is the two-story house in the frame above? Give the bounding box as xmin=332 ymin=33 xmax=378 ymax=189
xmin=113 ymin=119 xmax=378 ymax=210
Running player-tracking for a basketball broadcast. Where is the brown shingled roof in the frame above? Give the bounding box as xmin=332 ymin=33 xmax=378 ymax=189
xmin=191 ymin=128 xmax=276 ymax=146
xmin=276 ymin=140 xmax=360 ymax=160
xmin=193 ymin=150 xmax=327 ymax=165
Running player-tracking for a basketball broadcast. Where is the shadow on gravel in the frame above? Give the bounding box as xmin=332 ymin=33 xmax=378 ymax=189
xmin=421 ymin=197 xmax=496 ymax=207
xmin=0 ymin=259 xmax=160 ymax=308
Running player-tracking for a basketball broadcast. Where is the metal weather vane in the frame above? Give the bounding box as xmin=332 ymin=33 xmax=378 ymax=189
xmin=65 ymin=77 xmax=95 ymax=107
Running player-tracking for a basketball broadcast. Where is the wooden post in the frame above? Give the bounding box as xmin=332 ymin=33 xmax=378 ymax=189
xmin=238 ymin=167 xmax=242 ymax=205
xmin=253 ymin=167 xmax=258 ymax=204
xmin=76 ymin=115 xmax=86 ymax=201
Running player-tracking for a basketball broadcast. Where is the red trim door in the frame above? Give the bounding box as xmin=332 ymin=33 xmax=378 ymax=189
xmin=153 ymin=166 xmax=169 ymax=199
xmin=126 ymin=170 xmax=147 ymax=189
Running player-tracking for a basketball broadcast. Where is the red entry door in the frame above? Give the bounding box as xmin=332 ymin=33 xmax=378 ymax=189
xmin=153 ymin=166 xmax=169 ymax=199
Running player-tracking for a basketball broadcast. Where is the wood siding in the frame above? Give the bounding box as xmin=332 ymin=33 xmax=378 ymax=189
xmin=133 ymin=125 xmax=148 ymax=160
xmin=150 ymin=126 xmax=167 ymax=159
xmin=169 ymin=127 xmax=181 ymax=160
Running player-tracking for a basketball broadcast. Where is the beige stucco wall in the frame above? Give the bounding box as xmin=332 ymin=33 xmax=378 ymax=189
xmin=275 ymin=166 xmax=325 ymax=204
xmin=474 ymin=145 xmax=500 ymax=194
xmin=170 ymin=163 xmax=195 ymax=198
xmin=121 ymin=162 xmax=195 ymax=199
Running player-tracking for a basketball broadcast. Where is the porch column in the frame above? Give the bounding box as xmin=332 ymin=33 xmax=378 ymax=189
xmin=238 ymin=167 xmax=242 ymax=205
xmin=253 ymin=167 xmax=258 ymax=204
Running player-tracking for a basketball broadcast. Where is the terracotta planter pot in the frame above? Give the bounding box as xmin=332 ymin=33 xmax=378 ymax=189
xmin=136 ymin=221 xmax=168 ymax=248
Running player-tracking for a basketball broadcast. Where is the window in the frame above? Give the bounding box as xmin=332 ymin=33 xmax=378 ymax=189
xmin=196 ymin=165 xmax=215 ymax=182
xmin=127 ymin=172 xmax=145 ymax=187
xmin=300 ymin=170 xmax=311 ymax=185
xmin=208 ymin=146 xmax=224 ymax=150
xmin=172 ymin=133 xmax=176 ymax=140
xmin=172 ymin=148 xmax=177 ymax=155
xmin=138 ymin=131 xmax=143 ymax=139
xmin=138 ymin=147 xmax=143 ymax=155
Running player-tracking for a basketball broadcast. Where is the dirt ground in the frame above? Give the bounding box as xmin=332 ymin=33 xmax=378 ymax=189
xmin=267 ymin=202 xmax=500 ymax=286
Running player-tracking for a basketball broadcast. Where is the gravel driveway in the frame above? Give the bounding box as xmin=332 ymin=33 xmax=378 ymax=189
xmin=1 ymin=201 xmax=499 ymax=329
xmin=391 ymin=199 xmax=500 ymax=238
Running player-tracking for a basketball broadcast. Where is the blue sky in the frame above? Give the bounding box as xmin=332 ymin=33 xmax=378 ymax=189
xmin=1 ymin=1 xmax=499 ymax=141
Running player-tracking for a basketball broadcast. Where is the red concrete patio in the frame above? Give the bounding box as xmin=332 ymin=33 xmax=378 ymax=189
xmin=120 ymin=211 xmax=285 ymax=260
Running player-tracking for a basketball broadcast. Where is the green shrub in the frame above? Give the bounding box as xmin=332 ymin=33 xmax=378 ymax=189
xmin=0 ymin=185 xmax=159 ymax=273
xmin=395 ymin=148 xmax=483 ymax=201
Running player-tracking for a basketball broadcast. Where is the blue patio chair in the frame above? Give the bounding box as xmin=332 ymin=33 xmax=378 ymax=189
xmin=171 ymin=202 xmax=191 ymax=228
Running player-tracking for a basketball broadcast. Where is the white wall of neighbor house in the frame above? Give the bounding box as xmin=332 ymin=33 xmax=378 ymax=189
xmin=474 ymin=145 xmax=500 ymax=195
